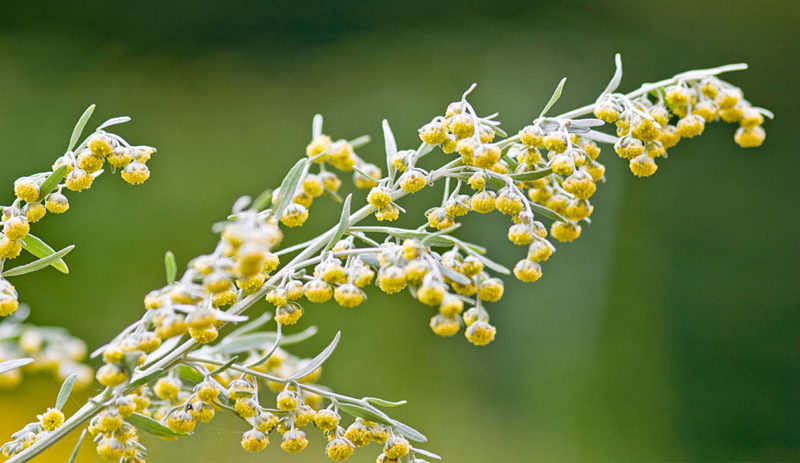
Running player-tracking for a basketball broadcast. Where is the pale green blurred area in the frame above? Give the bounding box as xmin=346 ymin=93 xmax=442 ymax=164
xmin=0 ymin=0 xmax=798 ymax=461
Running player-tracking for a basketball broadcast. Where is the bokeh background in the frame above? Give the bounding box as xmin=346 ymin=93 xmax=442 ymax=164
xmin=1 ymin=0 xmax=798 ymax=461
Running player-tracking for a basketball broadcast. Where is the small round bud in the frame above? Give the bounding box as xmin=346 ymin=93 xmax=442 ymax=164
xmin=429 ymin=313 xmax=460 ymax=337
xmin=277 ymin=390 xmax=299 ymax=411
xmin=551 ymin=221 xmax=582 ymax=242
xmin=45 ymin=192 xmax=69 ymax=214
xmin=314 ymin=409 xmax=340 ymax=431
xmin=465 ymin=321 xmax=497 ymax=346
xmin=280 ymin=430 xmax=309 ymax=454
xmin=344 ymin=420 xmax=373 ymax=447
xmin=327 ymin=437 xmax=355 ymax=461
xmin=13 ymin=178 xmax=40 ymax=202
xmin=629 ymin=154 xmax=659 ymax=177
xmin=384 ymin=436 xmax=410 ymax=459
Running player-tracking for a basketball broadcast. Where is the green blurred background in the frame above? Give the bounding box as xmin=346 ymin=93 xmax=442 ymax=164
xmin=1 ymin=0 xmax=798 ymax=461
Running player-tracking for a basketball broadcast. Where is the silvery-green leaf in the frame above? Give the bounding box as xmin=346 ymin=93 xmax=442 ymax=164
xmin=286 ymin=331 xmax=340 ymax=381
xmin=364 ymin=397 xmax=408 ymax=408
xmin=20 ymin=234 xmax=70 ymax=274
xmin=231 ymin=196 xmax=251 ymax=213
xmin=0 ymin=358 xmax=33 ymax=374
xmin=273 ymin=159 xmax=308 ymax=219
xmin=349 ymin=135 xmax=371 ymax=149
xmin=125 ymin=413 xmax=189 ymax=438
xmin=569 ymin=118 xmax=605 ymax=129
xmin=177 ymin=365 xmax=205 ymax=383
xmin=164 ymin=251 xmax=177 ymax=285
xmin=66 ymin=429 xmax=86 ymax=463
xmin=509 ymin=168 xmax=552 ymax=182
xmin=208 ymin=357 xmax=239 ymax=376
xmin=37 ymin=165 xmax=68 ymax=201
xmin=212 ymin=326 xmax=318 ymax=355
xmin=600 ymin=53 xmax=623 ymax=97
xmin=334 ymin=400 xmax=427 ymax=442
xmin=419 ymin=143 xmax=435 ymax=156
xmin=97 ymin=116 xmax=131 ymax=131
xmin=459 ymin=245 xmax=510 ymax=275
xmin=437 ymin=263 xmax=471 ymax=285
xmin=583 ymin=129 xmax=619 ymax=144
xmin=68 ymin=104 xmax=95 ymax=152
xmin=539 ymin=77 xmax=567 ymax=118
xmin=754 ymin=106 xmax=775 ymax=119
xmin=359 ymin=253 xmax=380 ymax=267
xmin=252 ymin=188 xmax=273 ymax=211
xmin=529 ymin=201 xmax=568 ymax=222
xmin=382 ymin=119 xmax=397 ymax=177
xmin=140 ymin=335 xmax=182 ymax=369
xmin=2 ymin=245 xmax=75 ymax=277
xmin=55 ymin=373 xmax=77 ymax=410
xmin=335 ymin=402 xmax=394 ymax=428
xmin=413 ymin=448 xmax=442 ymax=460
xmin=323 ymin=194 xmax=351 ymax=252
xmin=128 ymin=368 xmax=165 ymax=388
xmin=312 ymin=114 xmax=323 ymax=138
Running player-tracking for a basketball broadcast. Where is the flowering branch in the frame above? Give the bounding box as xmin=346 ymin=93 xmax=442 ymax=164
xmin=1 ymin=54 xmax=769 ymax=463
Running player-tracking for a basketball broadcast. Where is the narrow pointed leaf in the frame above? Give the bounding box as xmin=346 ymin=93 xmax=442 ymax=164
xmin=437 ymin=263 xmax=471 ymax=286
xmin=54 ymin=373 xmax=77 ymax=410
xmin=509 ymin=168 xmax=552 ymax=182
xmin=0 ymin=358 xmax=33 ymax=374
xmin=37 ymin=165 xmax=68 ymax=201
xmin=335 ymin=401 xmax=427 ymax=442
xmin=600 ymin=53 xmax=623 ymax=97
xmin=2 ymin=245 xmax=75 ymax=277
xmin=66 ymin=429 xmax=87 ymax=463
xmin=252 ymin=188 xmax=273 ymax=211
xmin=125 ymin=413 xmax=189 ymax=438
xmin=208 ymin=357 xmax=239 ymax=376
xmin=528 ymin=201 xmax=568 ymax=223
xmin=212 ymin=326 xmax=318 ymax=355
xmin=349 ymin=134 xmax=371 ymax=149
xmin=286 ymin=331 xmax=340 ymax=381
xmin=20 ymin=234 xmax=70 ymax=274
xmin=97 ymin=116 xmax=131 ymax=131
xmin=68 ymin=105 xmax=95 ymax=152
xmin=382 ymin=119 xmax=397 ymax=177
xmin=273 ymin=159 xmax=308 ymax=219
xmin=128 ymin=368 xmax=165 ymax=388
xmin=164 ymin=251 xmax=177 ymax=285
xmin=177 ymin=365 xmax=205 ymax=383
xmin=323 ymin=194 xmax=351 ymax=252
xmin=539 ymin=78 xmax=567 ymax=118
xmin=364 ymin=397 xmax=408 ymax=408
xmin=413 ymin=448 xmax=443 ymax=460
xmin=312 ymin=114 xmax=323 ymax=138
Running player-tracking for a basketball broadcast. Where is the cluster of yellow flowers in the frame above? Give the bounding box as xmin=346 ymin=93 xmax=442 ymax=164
xmin=0 ymin=307 xmax=93 ymax=459
xmin=0 ymin=111 xmax=156 ymax=320
xmin=595 ymin=75 xmax=768 ymax=177
xmin=282 ymin=128 xmax=377 ymax=228
xmin=0 ymin=58 xmax=771 ymax=463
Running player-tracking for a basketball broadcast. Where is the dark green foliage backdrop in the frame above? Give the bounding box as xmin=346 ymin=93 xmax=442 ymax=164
xmin=0 ymin=1 xmax=797 ymax=461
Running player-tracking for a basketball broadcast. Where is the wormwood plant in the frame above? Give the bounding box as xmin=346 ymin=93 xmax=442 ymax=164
xmin=0 ymin=55 xmax=771 ymax=462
